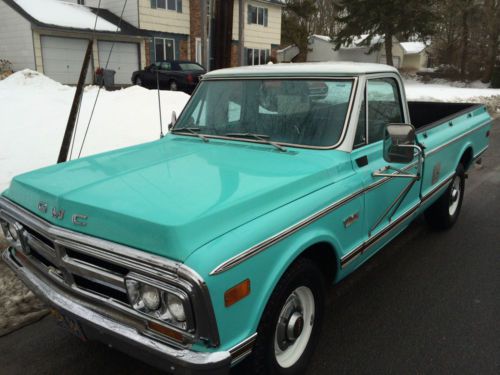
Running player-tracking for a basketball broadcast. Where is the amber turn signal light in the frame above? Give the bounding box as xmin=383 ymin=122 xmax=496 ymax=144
xmin=147 ymin=321 xmax=184 ymax=342
xmin=224 ymin=279 xmax=251 ymax=307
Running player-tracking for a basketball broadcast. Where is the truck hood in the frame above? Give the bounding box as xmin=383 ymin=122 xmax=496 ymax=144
xmin=3 ymin=135 xmax=348 ymax=261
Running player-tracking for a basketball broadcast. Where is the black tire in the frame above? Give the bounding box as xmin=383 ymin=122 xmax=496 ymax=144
xmin=424 ymin=164 xmax=465 ymax=230
xmin=169 ymin=80 xmax=178 ymax=91
xmin=135 ymin=77 xmax=143 ymax=87
xmin=243 ymin=258 xmax=325 ymax=375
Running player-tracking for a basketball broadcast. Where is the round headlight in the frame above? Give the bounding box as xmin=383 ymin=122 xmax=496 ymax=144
xmin=7 ymin=223 xmax=18 ymax=241
xmin=141 ymin=284 xmax=161 ymax=311
xmin=167 ymin=294 xmax=186 ymax=322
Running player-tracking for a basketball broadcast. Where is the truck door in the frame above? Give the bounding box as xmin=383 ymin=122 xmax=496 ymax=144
xmin=349 ymin=76 xmax=422 ymax=262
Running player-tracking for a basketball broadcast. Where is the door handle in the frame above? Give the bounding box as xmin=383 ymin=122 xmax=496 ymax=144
xmin=355 ymin=155 xmax=368 ymax=167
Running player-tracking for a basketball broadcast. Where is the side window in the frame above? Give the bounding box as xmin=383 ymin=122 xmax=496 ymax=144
xmin=160 ymin=62 xmax=171 ymax=71
xmin=367 ymin=78 xmax=403 ymax=144
xmin=353 ymin=92 xmax=366 ymax=148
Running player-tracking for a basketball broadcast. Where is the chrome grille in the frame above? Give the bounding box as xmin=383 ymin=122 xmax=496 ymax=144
xmin=0 ymin=197 xmax=221 ymax=348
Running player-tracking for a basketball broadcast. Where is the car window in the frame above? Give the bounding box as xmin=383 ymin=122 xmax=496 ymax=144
xmin=174 ymin=79 xmax=354 ymax=147
xmin=160 ymin=62 xmax=172 ymax=71
xmin=366 ymin=78 xmax=403 ymax=144
xmin=353 ymin=93 xmax=366 ymax=148
xmin=178 ymin=63 xmax=205 ymax=71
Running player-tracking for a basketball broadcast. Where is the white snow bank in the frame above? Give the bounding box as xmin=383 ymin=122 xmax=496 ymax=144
xmin=0 ymin=70 xmax=190 ymax=191
xmin=13 ymin=0 xmax=119 ymax=32
xmin=404 ymin=78 xmax=500 ymax=101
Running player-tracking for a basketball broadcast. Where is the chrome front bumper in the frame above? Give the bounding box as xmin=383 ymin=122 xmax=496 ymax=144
xmin=2 ymin=247 xmax=231 ymax=375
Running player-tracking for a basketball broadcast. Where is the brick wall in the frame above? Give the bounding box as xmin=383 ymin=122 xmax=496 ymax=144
xmin=230 ymin=44 xmax=240 ymax=67
xmin=180 ymin=40 xmax=189 ymax=60
xmin=189 ymin=0 xmax=202 ymax=62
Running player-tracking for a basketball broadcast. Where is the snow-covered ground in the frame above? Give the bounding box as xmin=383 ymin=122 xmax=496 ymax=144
xmin=0 ymin=69 xmax=499 ymax=192
xmin=404 ymin=78 xmax=500 ymax=101
xmin=0 ymin=70 xmax=190 ymax=191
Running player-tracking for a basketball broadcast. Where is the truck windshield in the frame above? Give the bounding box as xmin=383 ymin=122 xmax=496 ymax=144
xmin=173 ymin=79 xmax=354 ymax=148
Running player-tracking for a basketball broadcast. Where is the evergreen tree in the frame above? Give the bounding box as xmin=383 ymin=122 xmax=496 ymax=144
xmin=281 ymin=0 xmax=317 ymax=61
xmin=332 ymin=0 xmax=438 ymax=66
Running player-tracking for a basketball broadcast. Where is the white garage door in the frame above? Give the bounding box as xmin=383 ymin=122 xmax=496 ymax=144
xmin=41 ymin=36 xmax=93 ymax=84
xmin=98 ymin=41 xmax=139 ymax=85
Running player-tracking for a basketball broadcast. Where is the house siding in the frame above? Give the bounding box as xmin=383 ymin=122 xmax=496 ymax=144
xmin=138 ymin=0 xmax=190 ymax=35
xmin=239 ymin=0 xmax=281 ymax=48
xmin=0 ymin=0 xmax=36 ymax=71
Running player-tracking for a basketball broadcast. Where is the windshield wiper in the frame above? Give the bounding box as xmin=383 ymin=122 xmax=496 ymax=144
xmin=225 ymin=133 xmax=287 ymax=152
xmin=171 ymin=127 xmax=209 ymax=142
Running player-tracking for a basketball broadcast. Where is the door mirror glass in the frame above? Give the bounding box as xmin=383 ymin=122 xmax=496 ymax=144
xmin=170 ymin=111 xmax=177 ymax=129
xmin=383 ymin=123 xmax=416 ymax=164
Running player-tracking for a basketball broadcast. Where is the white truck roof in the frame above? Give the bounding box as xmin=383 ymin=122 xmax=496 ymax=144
xmin=204 ymin=62 xmax=399 ymax=78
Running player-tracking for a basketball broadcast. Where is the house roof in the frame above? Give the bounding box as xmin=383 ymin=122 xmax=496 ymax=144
xmin=11 ymin=0 xmax=119 ymax=32
xmin=311 ymin=34 xmax=385 ymax=49
xmin=400 ymin=42 xmax=426 ymax=54
xmin=205 ymin=62 xmax=398 ymax=78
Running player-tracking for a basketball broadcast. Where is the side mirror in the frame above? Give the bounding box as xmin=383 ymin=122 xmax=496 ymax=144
xmin=383 ymin=123 xmax=416 ymax=164
xmin=169 ymin=111 xmax=177 ymax=129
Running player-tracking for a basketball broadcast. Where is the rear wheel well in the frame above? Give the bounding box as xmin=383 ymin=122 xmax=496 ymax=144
xmin=460 ymin=147 xmax=473 ymax=170
xmin=298 ymin=242 xmax=338 ymax=283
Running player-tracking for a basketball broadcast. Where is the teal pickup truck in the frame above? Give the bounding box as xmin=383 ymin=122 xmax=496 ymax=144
xmin=1 ymin=63 xmax=491 ymax=374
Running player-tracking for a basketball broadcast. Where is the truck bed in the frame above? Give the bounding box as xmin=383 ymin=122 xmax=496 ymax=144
xmin=408 ymin=101 xmax=482 ymax=131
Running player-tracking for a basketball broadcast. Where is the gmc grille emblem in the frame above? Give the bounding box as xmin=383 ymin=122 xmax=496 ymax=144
xmin=37 ymin=201 xmax=87 ymax=226
xmin=52 ymin=208 xmax=65 ymax=220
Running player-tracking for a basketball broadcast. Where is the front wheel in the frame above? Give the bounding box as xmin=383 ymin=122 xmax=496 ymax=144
xmin=424 ymin=164 xmax=465 ymax=230
xmin=245 ymin=258 xmax=325 ymax=374
xmin=169 ymin=80 xmax=178 ymax=91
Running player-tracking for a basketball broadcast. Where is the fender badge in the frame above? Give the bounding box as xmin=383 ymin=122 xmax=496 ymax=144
xmin=343 ymin=212 xmax=359 ymax=228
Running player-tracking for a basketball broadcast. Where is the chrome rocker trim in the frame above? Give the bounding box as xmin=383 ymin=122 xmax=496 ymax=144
xmin=2 ymin=247 xmax=231 ymax=375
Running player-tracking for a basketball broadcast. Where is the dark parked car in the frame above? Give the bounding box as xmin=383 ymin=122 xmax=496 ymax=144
xmin=131 ymin=60 xmax=206 ymax=93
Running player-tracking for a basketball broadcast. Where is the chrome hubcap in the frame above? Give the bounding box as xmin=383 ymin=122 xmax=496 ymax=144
xmin=274 ymin=286 xmax=315 ymax=368
xmin=449 ymin=176 xmax=461 ymax=216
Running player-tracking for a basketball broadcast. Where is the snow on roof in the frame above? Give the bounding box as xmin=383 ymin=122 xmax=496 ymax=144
xmin=400 ymin=42 xmax=426 ymax=54
xmin=312 ymin=34 xmax=332 ymax=43
xmin=205 ymin=62 xmax=398 ymax=78
xmin=13 ymin=0 xmax=119 ymax=32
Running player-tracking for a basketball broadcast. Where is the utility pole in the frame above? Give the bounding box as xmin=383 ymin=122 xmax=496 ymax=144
xmin=201 ymin=0 xmax=207 ymax=70
xmin=239 ymin=0 xmax=244 ymax=66
xmin=57 ymin=40 xmax=93 ymax=163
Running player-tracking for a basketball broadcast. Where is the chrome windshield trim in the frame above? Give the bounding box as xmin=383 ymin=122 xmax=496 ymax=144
xmin=0 ymin=197 xmax=220 ymax=347
xmin=424 ymin=119 xmax=492 ymax=157
xmin=172 ymin=76 xmax=359 ymax=151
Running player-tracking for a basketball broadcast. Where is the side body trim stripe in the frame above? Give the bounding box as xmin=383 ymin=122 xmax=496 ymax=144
xmin=211 ymin=118 xmax=490 ymax=275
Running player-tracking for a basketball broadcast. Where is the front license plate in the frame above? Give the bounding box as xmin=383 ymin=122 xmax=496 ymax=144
xmin=51 ymin=309 xmax=87 ymax=341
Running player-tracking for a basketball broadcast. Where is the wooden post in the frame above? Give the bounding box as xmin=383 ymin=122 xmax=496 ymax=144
xmin=57 ymin=39 xmax=93 ymax=163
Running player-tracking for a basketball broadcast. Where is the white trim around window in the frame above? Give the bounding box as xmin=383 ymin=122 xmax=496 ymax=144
xmin=154 ymin=37 xmax=176 ymax=61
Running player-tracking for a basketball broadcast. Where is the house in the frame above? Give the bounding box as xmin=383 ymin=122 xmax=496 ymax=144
xmin=189 ymin=0 xmax=283 ymax=69
xmin=0 ymin=0 xmax=283 ymax=85
xmin=304 ymin=34 xmax=429 ymax=70
xmin=0 ymin=0 xmax=149 ymax=84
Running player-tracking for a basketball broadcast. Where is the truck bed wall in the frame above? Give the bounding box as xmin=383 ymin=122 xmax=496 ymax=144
xmin=408 ymin=101 xmax=480 ymax=130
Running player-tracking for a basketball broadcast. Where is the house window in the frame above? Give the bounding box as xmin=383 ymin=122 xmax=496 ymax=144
xmin=248 ymin=5 xmax=268 ymax=26
xmin=77 ymin=0 xmax=85 ymax=4
xmin=246 ymin=48 xmax=269 ymax=66
xmin=151 ymin=0 xmax=182 ymax=12
xmin=155 ymin=38 xmax=175 ymax=61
